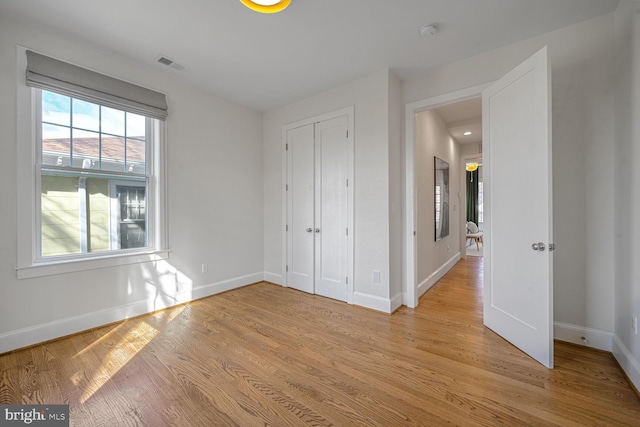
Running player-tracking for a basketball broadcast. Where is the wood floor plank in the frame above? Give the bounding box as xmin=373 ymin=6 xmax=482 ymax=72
xmin=1 ymin=257 xmax=639 ymax=426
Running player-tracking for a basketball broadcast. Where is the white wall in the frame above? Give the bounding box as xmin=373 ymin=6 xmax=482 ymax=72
xmin=404 ymin=13 xmax=616 ymax=348
xmin=263 ymin=69 xmax=400 ymax=312
xmin=388 ymin=71 xmax=403 ymax=306
xmin=0 ymin=16 xmax=264 ymax=353
xmin=614 ymin=0 xmax=640 ymax=391
xmin=415 ymin=110 xmax=461 ymax=294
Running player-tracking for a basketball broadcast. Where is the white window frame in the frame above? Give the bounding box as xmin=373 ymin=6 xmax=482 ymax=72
xmin=16 ymin=47 xmax=169 ymax=279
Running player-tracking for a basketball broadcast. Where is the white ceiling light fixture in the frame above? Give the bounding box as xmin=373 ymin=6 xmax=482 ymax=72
xmin=419 ymin=24 xmax=437 ymax=36
xmin=464 ymin=131 xmax=472 ymax=136
xmin=239 ymin=0 xmax=291 ymax=14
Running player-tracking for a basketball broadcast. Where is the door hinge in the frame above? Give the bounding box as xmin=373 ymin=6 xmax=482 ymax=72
xmin=286 ymin=224 xmax=288 ymax=232
xmin=346 ymin=276 xmax=349 ymax=284
xmin=346 ymin=179 xmax=349 ymax=187
xmin=346 ymin=228 xmax=348 ymax=236
xmin=286 ymin=143 xmax=288 ymax=151
xmin=286 ymin=265 xmax=289 ymax=272
xmin=286 ymin=184 xmax=288 ymax=191
xmin=346 ymin=130 xmax=349 ymax=138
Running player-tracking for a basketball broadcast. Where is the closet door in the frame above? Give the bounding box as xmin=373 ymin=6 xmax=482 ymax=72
xmin=314 ymin=115 xmax=348 ymax=302
xmin=286 ymin=124 xmax=315 ymax=294
xmin=285 ymin=114 xmax=349 ymax=302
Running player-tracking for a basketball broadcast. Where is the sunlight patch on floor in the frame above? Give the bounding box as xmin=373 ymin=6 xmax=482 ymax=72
xmin=75 ymin=320 xmax=159 ymax=403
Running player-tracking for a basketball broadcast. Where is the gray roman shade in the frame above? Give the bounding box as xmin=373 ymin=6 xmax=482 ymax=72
xmin=26 ymin=50 xmax=168 ymax=121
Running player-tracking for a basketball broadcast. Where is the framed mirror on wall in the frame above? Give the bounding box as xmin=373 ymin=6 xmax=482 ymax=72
xmin=435 ymin=156 xmax=450 ymax=241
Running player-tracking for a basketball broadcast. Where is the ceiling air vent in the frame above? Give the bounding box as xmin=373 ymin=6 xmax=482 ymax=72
xmin=156 ymin=55 xmax=185 ymax=71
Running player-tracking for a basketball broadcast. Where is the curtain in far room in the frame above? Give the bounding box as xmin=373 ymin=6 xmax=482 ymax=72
xmin=466 ymin=170 xmax=479 ymax=225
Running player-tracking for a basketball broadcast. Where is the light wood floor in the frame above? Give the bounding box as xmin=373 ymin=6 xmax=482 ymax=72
xmin=1 ymin=258 xmax=639 ymax=426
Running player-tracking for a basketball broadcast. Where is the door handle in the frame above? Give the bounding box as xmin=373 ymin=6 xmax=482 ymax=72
xmin=315 ymin=228 xmax=320 ymax=233
xmin=531 ymin=242 xmax=546 ymax=251
xmin=306 ymin=228 xmax=313 ymax=233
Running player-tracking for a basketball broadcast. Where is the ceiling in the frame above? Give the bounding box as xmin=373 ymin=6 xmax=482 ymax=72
xmin=435 ymin=97 xmax=482 ymax=145
xmin=0 ymin=0 xmax=619 ymax=111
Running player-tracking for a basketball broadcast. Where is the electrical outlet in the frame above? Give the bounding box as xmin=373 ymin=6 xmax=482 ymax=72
xmin=633 ymin=315 xmax=638 ymax=335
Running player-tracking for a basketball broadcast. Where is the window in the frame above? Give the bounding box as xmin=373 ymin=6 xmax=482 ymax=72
xmin=39 ymin=90 xmax=151 ymax=258
xmin=17 ymin=49 xmax=168 ymax=278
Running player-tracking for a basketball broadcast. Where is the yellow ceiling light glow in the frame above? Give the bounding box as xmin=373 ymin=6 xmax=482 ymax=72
xmin=239 ymin=0 xmax=291 ymax=13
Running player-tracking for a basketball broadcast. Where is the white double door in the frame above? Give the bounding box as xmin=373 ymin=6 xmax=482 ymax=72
xmin=286 ymin=114 xmax=349 ymax=302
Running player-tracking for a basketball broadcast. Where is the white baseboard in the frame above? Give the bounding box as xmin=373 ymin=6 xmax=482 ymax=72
xmin=390 ymin=292 xmax=403 ymax=312
xmin=353 ymin=292 xmax=394 ymax=313
xmin=553 ymin=322 xmax=613 ymax=352
xmin=0 ymin=271 xmax=263 ymax=354
xmin=417 ymin=252 xmax=461 ymax=298
xmin=612 ymin=334 xmax=640 ymax=392
xmin=263 ymin=271 xmax=283 ymax=285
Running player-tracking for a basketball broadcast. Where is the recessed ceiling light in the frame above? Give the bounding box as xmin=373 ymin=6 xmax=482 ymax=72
xmin=464 ymin=131 xmax=472 ymax=136
xmin=240 ymin=0 xmax=291 ymax=13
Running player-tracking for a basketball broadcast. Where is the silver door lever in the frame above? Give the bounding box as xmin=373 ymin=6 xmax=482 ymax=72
xmin=531 ymin=242 xmax=546 ymax=251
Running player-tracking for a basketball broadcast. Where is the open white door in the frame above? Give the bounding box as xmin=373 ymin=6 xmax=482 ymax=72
xmin=482 ymin=46 xmax=554 ymax=368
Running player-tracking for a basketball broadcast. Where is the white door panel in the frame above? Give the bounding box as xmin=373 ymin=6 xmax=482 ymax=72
xmin=287 ymin=124 xmax=315 ymax=294
xmin=315 ymin=116 xmax=348 ymax=302
xmin=483 ymin=46 xmax=553 ymax=368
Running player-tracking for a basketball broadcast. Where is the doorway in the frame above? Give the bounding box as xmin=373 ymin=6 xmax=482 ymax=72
xmin=404 ymin=84 xmax=489 ymax=309
xmin=464 ymin=156 xmax=484 ymax=258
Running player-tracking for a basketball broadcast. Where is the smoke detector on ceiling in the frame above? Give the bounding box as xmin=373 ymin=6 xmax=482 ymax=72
xmin=419 ymin=24 xmax=437 ymax=36
xmin=156 ymin=55 xmax=185 ymax=71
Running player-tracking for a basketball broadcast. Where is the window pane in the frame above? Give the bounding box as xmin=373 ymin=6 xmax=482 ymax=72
xmin=101 ymin=136 xmax=126 ymax=172
xmin=41 ymin=174 xmax=81 ymax=257
xmin=126 ymin=113 xmax=146 ymax=139
xmin=126 ymin=137 xmax=146 ymax=173
xmin=71 ymin=129 xmax=100 ymax=169
xmin=87 ymin=178 xmax=110 ymax=253
xmin=72 ymin=99 xmax=100 ymax=132
xmin=42 ymin=124 xmax=71 ymax=166
xmin=102 ymin=106 xmax=125 ymax=136
xmin=42 ymin=91 xmax=70 ymax=126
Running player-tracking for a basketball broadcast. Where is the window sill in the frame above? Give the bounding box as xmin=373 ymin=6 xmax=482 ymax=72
xmin=16 ymin=249 xmax=170 ymax=279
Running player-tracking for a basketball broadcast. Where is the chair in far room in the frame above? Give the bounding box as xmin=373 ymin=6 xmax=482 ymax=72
xmin=466 ymin=221 xmax=483 ymax=251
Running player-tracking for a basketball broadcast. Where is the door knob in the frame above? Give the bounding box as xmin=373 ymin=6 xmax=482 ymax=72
xmin=306 ymin=228 xmax=313 ymax=233
xmin=531 ymin=242 xmax=546 ymax=251
xmin=315 ymin=228 xmax=320 ymax=233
